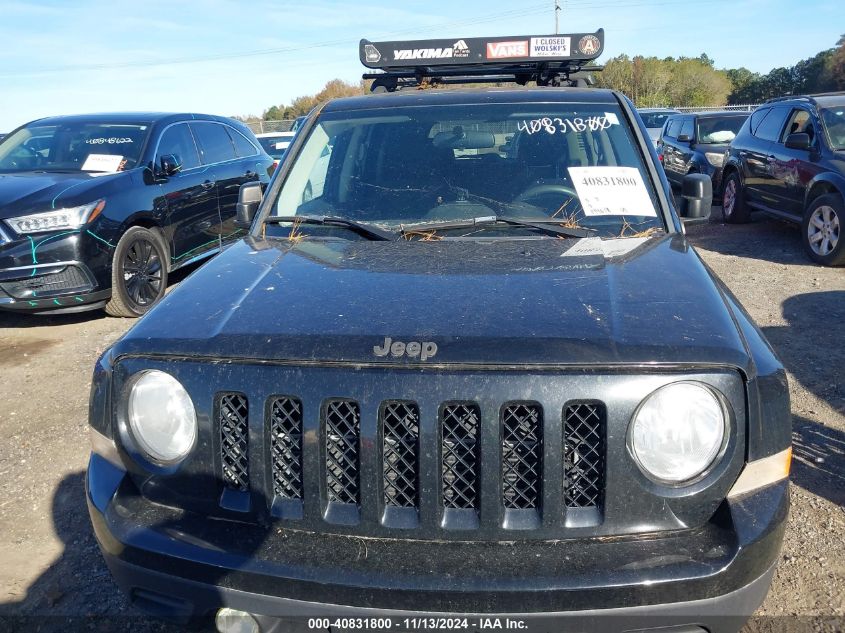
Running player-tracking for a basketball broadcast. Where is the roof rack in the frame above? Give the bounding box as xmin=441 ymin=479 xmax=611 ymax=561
xmin=359 ymin=30 xmax=605 ymax=92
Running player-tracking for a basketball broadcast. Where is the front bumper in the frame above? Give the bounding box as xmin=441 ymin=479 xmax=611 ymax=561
xmin=0 ymin=228 xmax=113 ymax=312
xmin=87 ymin=453 xmax=788 ymax=632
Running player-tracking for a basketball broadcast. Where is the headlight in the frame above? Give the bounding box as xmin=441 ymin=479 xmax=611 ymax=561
xmin=704 ymin=152 xmax=726 ymax=168
xmin=5 ymin=199 xmax=105 ymax=234
xmin=127 ymin=371 xmax=197 ymax=463
xmin=630 ymin=382 xmax=727 ymax=484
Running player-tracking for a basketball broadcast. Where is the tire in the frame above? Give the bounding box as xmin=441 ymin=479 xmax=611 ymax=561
xmin=105 ymin=226 xmax=169 ymax=317
xmin=802 ymin=193 xmax=845 ymax=266
xmin=721 ymin=171 xmax=750 ymax=224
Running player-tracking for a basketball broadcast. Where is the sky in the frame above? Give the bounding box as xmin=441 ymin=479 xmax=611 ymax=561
xmin=0 ymin=0 xmax=842 ymax=131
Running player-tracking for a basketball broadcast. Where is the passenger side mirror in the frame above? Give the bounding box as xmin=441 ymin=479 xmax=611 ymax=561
xmin=785 ymin=132 xmax=811 ymax=151
xmin=159 ymin=153 xmax=182 ymax=176
xmin=677 ymin=134 xmax=692 ymax=143
xmin=679 ymin=173 xmax=712 ymax=224
xmin=235 ymin=181 xmax=263 ymax=229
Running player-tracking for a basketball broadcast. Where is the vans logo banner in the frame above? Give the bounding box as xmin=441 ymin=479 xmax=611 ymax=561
xmin=486 ymin=41 xmax=529 ymax=59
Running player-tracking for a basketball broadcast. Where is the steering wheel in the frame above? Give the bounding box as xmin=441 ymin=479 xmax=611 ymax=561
xmin=514 ymin=182 xmax=579 ymax=207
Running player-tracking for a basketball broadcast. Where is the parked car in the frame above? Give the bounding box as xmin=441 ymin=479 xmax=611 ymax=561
xmin=0 ymin=113 xmax=274 ymax=316
xmin=636 ymin=107 xmax=678 ymax=145
xmin=722 ymin=93 xmax=845 ymax=266
xmin=87 ymin=31 xmax=790 ymax=633
xmin=658 ymin=111 xmax=749 ymax=197
xmin=256 ymin=131 xmax=293 ymax=165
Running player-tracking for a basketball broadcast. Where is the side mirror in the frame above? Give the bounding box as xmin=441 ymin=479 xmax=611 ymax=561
xmin=677 ymin=134 xmax=692 ymax=143
xmin=679 ymin=173 xmax=712 ymax=224
xmin=785 ymin=132 xmax=811 ymax=150
xmin=235 ymin=181 xmax=263 ymax=229
xmin=159 ymin=153 xmax=182 ymax=176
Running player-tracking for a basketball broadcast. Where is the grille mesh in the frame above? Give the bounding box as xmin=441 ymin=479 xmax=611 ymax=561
xmin=219 ymin=393 xmax=249 ymax=491
xmin=325 ymin=400 xmax=361 ymax=504
xmin=269 ymin=397 xmax=303 ymax=500
xmin=502 ymin=403 xmax=542 ymax=509
xmin=382 ymin=402 xmax=420 ymax=508
xmin=441 ymin=403 xmax=480 ymax=510
xmin=563 ymin=403 xmax=605 ymax=508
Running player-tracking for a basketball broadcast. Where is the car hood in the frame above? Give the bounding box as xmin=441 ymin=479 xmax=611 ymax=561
xmin=115 ymin=234 xmax=752 ymax=369
xmin=0 ymin=171 xmax=117 ymax=218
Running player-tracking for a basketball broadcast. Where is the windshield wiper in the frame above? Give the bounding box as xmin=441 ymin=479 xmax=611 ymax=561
xmin=401 ymin=216 xmax=596 ymax=239
xmin=264 ymin=215 xmax=396 ymax=241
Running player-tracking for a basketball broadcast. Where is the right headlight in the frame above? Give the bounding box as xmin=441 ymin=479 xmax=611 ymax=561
xmin=127 ymin=370 xmax=197 ymax=464
xmin=630 ymin=382 xmax=727 ymax=485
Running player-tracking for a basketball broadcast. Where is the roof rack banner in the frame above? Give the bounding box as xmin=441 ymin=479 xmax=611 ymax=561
xmin=360 ymin=30 xmax=604 ymax=69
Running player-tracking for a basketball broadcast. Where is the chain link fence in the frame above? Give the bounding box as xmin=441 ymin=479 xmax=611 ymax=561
xmin=245 ymin=120 xmax=296 ymax=134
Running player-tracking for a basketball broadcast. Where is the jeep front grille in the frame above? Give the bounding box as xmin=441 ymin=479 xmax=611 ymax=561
xmin=382 ymin=401 xmax=420 ymax=508
xmin=325 ymin=400 xmax=361 ymax=505
xmin=563 ymin=402 xmax=605 ymax=509
xmin=270 ymin=397 xmax=303 ymax=500
xmin=441 ymin=403 xmax=481 ymax=511
xmin=218 ymin=393 xmax=249 ymax=492
xmin=502 ymin=403 xmax=542 ymax=510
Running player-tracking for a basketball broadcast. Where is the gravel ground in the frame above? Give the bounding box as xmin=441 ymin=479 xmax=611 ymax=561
xmin=0 ymin=210 xmax=842 ymax=633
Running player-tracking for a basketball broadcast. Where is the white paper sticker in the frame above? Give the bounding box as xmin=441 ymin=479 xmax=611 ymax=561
xmin=530 ymin=36 xmax=571 ymax=57
xmin=568 ymin=167 xmax=657 ymax=217
xmin=81 ymin=153 xmax=123 ymax=173
xmin=605 ymin=112 xmax=620 ymax=125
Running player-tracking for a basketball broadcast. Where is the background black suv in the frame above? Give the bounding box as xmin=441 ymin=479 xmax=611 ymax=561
xmin=721 ymin=93 xmax=845 ymax=266
xmin=658 ymin=111 xmax=749 ymax=198
xmin=0 ymin=113 xmax=274 ymax=315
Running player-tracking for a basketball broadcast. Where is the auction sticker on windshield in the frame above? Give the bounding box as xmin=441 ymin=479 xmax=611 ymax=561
xmin=81 ymin=153 xmax=123 ymax=173
xmin=568 ymin=167 xmax=657 ymax=217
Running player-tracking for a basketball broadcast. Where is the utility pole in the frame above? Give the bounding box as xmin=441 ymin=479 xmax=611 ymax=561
xmin=554 ymin=0 xmax=561 ymax=34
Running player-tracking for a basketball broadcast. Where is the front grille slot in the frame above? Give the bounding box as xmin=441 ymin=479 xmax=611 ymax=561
xmin=218 ymin=393 xmax=249 ymax=492
xmin=382 ymin=402 xmax=420 ymax=508
xmin=502 ymin=403 xmax=543 ymax=510
xmin=269 ymin=397 xmax=303 ymax=500
xmin=325 ymin=400 xmax=361 ymax=505
xmin=563 ymin=403 xmax=605 ymax=509
xmin=441 ymin=403 xmax=481 ymax=512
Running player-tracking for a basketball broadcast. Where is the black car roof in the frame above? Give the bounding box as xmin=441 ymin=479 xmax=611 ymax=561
xmin=24 ymin=112 xmax=235 ymax=126
xmin=321 ymin=87 xmax=620 ymax=113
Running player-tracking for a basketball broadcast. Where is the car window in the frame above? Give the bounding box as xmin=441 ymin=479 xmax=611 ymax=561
xmin=753 ymin=106 xmax=790 ymax=142
xmin=679 ymin=117 xmax=694 ymax=140
xmin=640 ymin=112 xmax=673 ymax=128
xmin=156 ymin=123 xmax=201 ymax=170
xmin=781 ymin=109 xmax=815 ymax=144
xmin=271 ymin=102 xmax=665 ymax=239
xmin=190 ymin=122 xmax=237 ymax=164
xmin=696 ymin=116 xmax=747 ymax=144
xmin=749 ymin=107 xmax=770 ymax=135
xmin=227 ymin=126 xmax=259 ymax=158
xmin=819 ymin=105 xmax=845 ymax=150
xmin=664 ymin=117 xmax=680 ymax=139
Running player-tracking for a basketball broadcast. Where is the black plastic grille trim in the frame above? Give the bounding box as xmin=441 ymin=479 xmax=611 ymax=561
xmin=269 ymin=397 xmax=303 ymax=500
xmin=441 ymin=403 xmax=481 ymax=510
xmin=325 ymin=399 xmax=361 ymax=505
xmin=563 ymin=402 xmax=605 ymax=508
xmin=502 ymin=403 xmax=542 ymax=510
xmin=218 ymin=393 xmax=249 ymax=492
xmin=382 ymin=401 xmax=420 ymax=508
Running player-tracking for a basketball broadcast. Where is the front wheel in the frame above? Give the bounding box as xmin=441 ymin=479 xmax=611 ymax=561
xmin=722 ymin=172 xmax=750 ymax=224
xmin=802 ymin=194 xmax=844 ymax=266
xmin=105 ymin=226 xmax=169 ymax=317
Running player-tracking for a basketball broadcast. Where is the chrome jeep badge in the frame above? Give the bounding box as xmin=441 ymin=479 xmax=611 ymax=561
xmin=373 ymin=337 xmax=438 ymax=361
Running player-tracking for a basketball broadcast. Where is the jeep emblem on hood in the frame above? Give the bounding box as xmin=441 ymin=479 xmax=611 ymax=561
xmin=373 ymin=337 xmax=438 ymax=361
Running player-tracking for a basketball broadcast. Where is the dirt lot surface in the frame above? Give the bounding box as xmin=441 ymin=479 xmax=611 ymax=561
xmin=0 ymin=211 xmax=842 ymax=632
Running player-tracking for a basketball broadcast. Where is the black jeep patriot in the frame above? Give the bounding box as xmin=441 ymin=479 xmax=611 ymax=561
xmin=86 ymin=32 xmax=791 ymax=633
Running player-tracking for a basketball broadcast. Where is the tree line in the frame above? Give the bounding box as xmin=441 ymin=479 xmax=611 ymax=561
xmin=238 ymin=35 xmax=845 ymax=120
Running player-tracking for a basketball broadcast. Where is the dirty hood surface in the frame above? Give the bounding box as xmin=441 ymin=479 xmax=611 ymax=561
xmin=117 ymin=234 xmax=750 ymax=368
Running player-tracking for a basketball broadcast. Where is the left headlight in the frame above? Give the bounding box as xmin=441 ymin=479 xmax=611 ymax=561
xmin=127 ymin=370 xmax=197 ymax=464
xmin=5 ymin=199 xmax=105 ymax=234
xmin=629 ymin=382 xmax=727 ymax=485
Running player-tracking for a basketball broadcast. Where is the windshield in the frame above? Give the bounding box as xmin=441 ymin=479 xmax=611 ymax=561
xmin=257 ymin=136 xmax=289 ymax=160
xmin=695 ymin=115 xmax=747 ymax=144
xmin=639 ymin=112 xmax=674 ymax=129
xmin=0 ymin=121 xmax=150 ymax=173
xmin=267 ymin=102 xmax=664 ymax=239
xmin=820 ymin=106 xmax=845 ymax=150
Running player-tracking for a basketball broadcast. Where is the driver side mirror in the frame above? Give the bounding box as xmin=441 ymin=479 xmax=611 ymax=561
xmin=785 ymin=132 xmax=811 ymax=151
xmin=679 ymin=173 xmax=712 ymax=224
xmin=677 ymin=133 xmax=693 ymax=143
xmin=235 ymin=181 xmax=263 ymax=229
xmin=159 ymin=153 xmax=182 ymax=176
